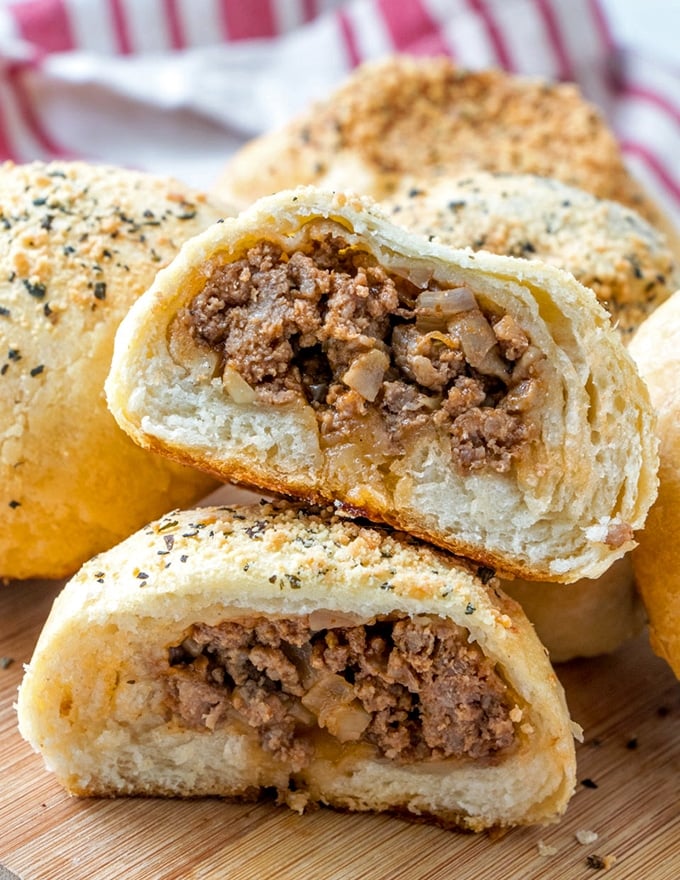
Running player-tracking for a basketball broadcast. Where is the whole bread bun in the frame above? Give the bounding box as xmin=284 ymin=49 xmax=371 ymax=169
xmin=503 ymin=556 xmax=645 ymax=663
xmin=629 ymin=290 xmax=680 ymax=678
xmin=17 ymin=502 xmax=578 ymax=831
xmin=0 ymin=161 xmax=229 ymax=581
xmin=214 ymin=56 xmax=679 ymax=258
xmin=383 ymin=173 xmax=680 ymax=339
xmin=105 ymin=187 xmax=658 ymax=584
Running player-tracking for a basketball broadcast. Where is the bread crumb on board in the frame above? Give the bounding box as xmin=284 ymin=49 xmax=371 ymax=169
xmin=576 ymin=829 xmax=599 ymax=845
xmin=586 ymin=853 xmax=618 ymax=871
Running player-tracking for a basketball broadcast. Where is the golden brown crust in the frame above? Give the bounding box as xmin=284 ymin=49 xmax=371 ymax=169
xmin=629 ymin=291 xmax=680 ymax=679
xmin=215 ymin=56 xmax=676 ymax=249
xmin=17 ymin=502 xmax=577 ymax=830
xmin=0 ymin=160 xmax=231 ymax=581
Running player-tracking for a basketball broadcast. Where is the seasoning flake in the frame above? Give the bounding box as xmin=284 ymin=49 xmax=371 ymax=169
xmin=23 ymin=279 xmax=47 ymax=299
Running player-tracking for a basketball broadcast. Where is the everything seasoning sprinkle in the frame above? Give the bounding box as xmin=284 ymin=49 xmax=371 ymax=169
xmin=0 ymin=306 xmax=9 ymax=317
xmin=30 ymin=364 xmax=45 ymax=377
xmin=8 ymin=500 xmax=21 ymax=508
xmin=136 ymin=571 xmax=149 ymax=580
xmin=23 ymin=279 xmax=46 ymax=299
xmin=245 ymin=521 xmax=267 ymax=539
xmin=581 ymin=778 xmax=599 ymax=789
xmin=465 ymin=603 xmax=476 ymax=615
xmin=93 ymin=281 xmax=107 ymax=300
xmin=0 ymin=657 xmax=14 ymax=670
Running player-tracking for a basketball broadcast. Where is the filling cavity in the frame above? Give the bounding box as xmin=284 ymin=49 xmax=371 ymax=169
xmin=166 ymin=613 xmax=517 ymax=771
xmin=178 ymin=234 xmax=543 ymax=473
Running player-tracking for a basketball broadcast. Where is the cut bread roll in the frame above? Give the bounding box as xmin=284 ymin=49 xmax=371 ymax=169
xmin=106 ymin=187 xmax=657 ymax=583
xmin=17 ymin=502 xmax=578 ymax=831
xmin=382 ymin=173 xmax=663 ymax=658
xmin=0 ymin=160 xmax=230 ymax=581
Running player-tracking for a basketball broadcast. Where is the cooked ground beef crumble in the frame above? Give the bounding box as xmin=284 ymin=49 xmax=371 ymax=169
xmin=166 ymin=614 xmax=516 ymax=770
xmin=180 ymin=235 xmax=543 ymax=473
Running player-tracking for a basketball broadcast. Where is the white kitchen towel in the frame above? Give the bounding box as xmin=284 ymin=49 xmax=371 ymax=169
xmin=0 ymin=0 xmax=678 ymax=231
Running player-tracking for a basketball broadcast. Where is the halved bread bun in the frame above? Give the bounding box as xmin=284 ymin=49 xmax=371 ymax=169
xmin=106 ymin=187 xmax=657 ymax=583
xmin=17 ymin=502 xmax=578 ymax=831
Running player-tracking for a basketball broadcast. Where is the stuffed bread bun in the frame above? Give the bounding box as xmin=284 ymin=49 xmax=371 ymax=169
xmin=0 ymin=160 xmax=229 ymax=581
xmin=503 ymin=556 xmax=645 ymax=663
xmin=629 ymin=291 xmax=680 ymax=678
xmin=106 ymin=187 xmax=657 ymax=584
xmin=17 ymin=502 xmax=578 ymax=831
xmin=383 ymin=173 xmax=680 ymax=339
xmin=214 ymin=56 xmax=679 ymax=259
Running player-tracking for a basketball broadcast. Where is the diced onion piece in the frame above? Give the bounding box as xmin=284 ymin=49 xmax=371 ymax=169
xmin=301 ymin=674 xmax=371 ymax=742
xmin=323 ymin=703 xmax=371 ymax=742
xmin=302 ymin=673 xmax=355 ymax=717
xmin=341 ymin=349 xmax=390 ymax=401
xmin=309 ymin=609 xmax=370 ymax=631
xmin=415 ymin=286 xmax=478 ymax=331
xmin=222 ymin=366 xmax=258 ymax=403
xmin=448 ymin=311 xmax=509 ymax=379
xmin=389 ymin=262 xmax=435 ymax=289
xmin=512 ymin=344 xmax=543 ymax=381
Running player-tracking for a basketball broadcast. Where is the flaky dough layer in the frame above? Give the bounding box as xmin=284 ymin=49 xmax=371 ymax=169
xmin=106 ymin=187 xmax=657 ymax=583
xmin=17 ymin=502 xmax=577 ymax=830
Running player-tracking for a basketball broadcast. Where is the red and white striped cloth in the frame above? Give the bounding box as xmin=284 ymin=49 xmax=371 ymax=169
xmin=0 ymin=0 xmax=678 ymax=232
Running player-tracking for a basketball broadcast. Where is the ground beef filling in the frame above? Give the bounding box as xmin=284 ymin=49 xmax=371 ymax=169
xmin=166 ymin=614 xmax=516 ymax=771
xmin=181 ymin=236 xmax=542 ymax=473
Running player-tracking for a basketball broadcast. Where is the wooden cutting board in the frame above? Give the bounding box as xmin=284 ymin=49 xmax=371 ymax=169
xmin=1 ymin=575 xmax=679 ymax=880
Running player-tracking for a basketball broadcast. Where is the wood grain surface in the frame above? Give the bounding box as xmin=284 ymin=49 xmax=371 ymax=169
xmin=1 ymin=574 xmax=679 ymax=880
